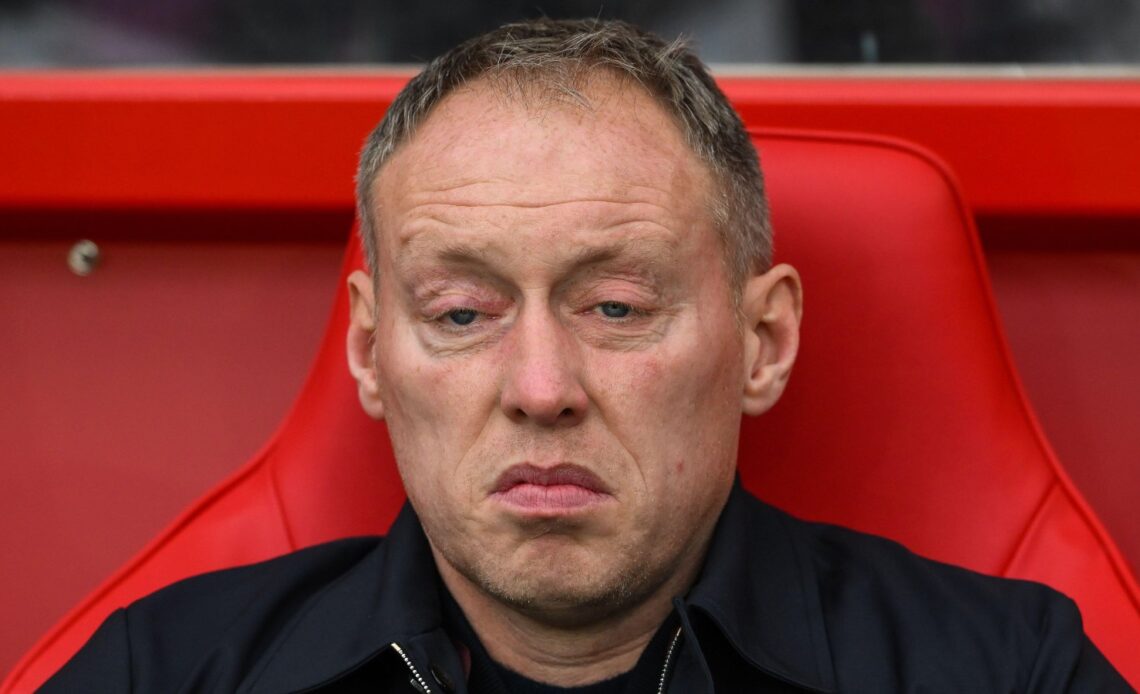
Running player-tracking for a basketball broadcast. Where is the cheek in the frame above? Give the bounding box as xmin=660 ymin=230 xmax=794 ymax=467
xmin=374 ymin=328 xmax=499 ymax=495
xmin=596 ymin=320 xmax=743 ymax=494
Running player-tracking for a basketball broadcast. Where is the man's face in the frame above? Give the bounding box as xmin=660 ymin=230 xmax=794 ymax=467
xmin=352 ymin=77 xmax=754 ymax=622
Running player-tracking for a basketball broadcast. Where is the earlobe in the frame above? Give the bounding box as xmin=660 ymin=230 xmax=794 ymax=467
xmin=741 ymin=263 xmax=803 ymax=416
xmin=346 ymin=270 xmax=386 ymax=420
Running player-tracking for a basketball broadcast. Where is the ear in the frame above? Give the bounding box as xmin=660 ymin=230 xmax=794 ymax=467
xmin=741 ymin=263 xmax=803 ymax=416
xmin=346 ymin=269 xmax=386 ymax=420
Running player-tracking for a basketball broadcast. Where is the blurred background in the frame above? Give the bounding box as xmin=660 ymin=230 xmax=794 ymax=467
xmin=2 ymin=0 xmax=1139 ymax=67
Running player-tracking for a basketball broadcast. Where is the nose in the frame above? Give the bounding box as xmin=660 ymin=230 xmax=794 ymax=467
xmin=499 ymin=306 xmax=588 ymax=427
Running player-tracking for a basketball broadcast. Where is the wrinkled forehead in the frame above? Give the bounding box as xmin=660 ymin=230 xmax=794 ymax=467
xmin=369 ymin=73 xmax=717 ymax=239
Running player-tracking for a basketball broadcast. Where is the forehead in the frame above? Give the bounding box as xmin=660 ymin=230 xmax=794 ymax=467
xmin=371 ymin=75 xmax=715 ymax=240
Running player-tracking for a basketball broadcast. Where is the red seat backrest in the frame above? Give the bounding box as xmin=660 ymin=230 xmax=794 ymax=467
xmin=6 ymin=129 xmax=1138 ymax=692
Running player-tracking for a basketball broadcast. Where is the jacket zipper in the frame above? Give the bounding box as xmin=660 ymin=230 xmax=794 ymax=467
xmin=390 ymin=642 xmax=433 ymax=693
xmin=656 ymin=626 xmax=684 ymax=694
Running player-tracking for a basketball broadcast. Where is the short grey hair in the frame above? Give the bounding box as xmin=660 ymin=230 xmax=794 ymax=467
xmin=355 ymin=17 xmax=771 ymax=286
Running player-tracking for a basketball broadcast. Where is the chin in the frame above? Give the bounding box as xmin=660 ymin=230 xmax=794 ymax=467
xmin=464 ymin=546 xmax=668 ymax=625
xmin=486 ymin=575 xmax=643 ymax=625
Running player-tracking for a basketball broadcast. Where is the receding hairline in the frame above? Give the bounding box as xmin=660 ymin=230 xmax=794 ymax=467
xmin=355 ymin=18 xmax=772 ymax=291
xmin=361 ymin=68 xmax=733 ymax=280
xmin=365 ymin=67 xmax=694 ymax=189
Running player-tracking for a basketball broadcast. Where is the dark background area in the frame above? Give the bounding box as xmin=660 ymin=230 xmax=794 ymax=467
xmin=2 ymin=0 xmax=1139 ymax=66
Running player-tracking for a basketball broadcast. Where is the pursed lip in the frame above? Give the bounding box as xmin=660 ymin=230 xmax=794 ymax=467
xmin=492 ymin=463 xmax=609 ymax=494
xmin=490 ymin=463 xmax=613 ymax=512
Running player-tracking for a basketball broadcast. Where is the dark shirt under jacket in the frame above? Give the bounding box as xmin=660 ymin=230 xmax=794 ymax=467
xmin=43 ymin=483 xmax=1131 ymax=693
xmin=441 ymin=586 xmax=678 ymax=694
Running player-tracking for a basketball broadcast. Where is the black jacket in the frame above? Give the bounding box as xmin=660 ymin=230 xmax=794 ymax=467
xmin=44 ymin=484 xmax=1131 ymax=693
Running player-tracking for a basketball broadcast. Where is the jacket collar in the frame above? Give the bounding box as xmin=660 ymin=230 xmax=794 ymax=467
xmin=250 ymin=502 xmax=446 ymax=692
xmin=684 ymin=482 xmax=836 ymax=692
xmin=251 ymin=483 xmax=836 ymax=693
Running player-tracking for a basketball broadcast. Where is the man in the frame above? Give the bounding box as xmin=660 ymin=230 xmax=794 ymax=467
xmin=44 ymin=18 xmax=1129 ymax=693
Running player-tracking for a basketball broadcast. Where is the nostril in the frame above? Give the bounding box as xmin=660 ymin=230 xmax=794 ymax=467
xmin=560 ymin=408 xmax=573 ymax=417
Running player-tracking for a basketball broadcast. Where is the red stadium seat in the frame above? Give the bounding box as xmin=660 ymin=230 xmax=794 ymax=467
xmin=6 ymin=129 xmax=1138 ymax=691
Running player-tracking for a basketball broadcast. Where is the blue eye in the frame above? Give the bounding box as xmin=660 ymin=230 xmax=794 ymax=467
xmin=446 ymin=308 xmax=479 ymax=326
xmin=598 ymin=301 xmax=632 ymax=319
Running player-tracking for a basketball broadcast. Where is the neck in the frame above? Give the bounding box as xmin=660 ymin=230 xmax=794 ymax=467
xmin=433 ymin=549 xmax=703 ymax=687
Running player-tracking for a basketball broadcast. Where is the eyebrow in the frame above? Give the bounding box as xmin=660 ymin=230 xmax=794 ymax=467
xmin=396 ymin=233 xmax=678 ymax=283
xmin=564 ymin=237 xmax=677 ymax=274
xmin=394 ymin=240 xmax=502 ymax=277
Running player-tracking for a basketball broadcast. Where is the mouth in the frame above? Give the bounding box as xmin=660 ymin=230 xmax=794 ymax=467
xmin=490 ymin=463 xmax=613 ymax=514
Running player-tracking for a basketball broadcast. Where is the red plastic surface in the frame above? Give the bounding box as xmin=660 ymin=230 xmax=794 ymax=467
xmin=5 ymin=130 xmax=1137 ymax=692
xmin=3 ymin=73 xmax=1140 ymax=220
